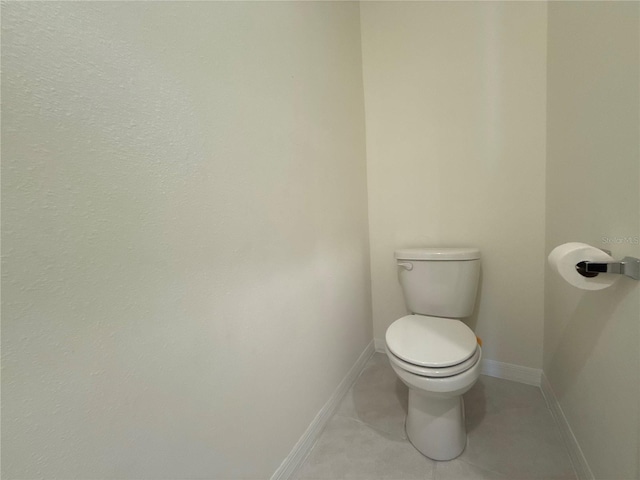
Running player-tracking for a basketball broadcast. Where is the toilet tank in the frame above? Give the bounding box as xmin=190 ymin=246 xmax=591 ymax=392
xmin=395 ymin=248 xmax=481 ymax=318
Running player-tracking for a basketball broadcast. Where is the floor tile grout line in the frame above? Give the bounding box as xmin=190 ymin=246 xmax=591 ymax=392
xmin=332 ymin=412 xmax=410 ymax=442
xmin=453 ymin=457 xmax=509 ymax=479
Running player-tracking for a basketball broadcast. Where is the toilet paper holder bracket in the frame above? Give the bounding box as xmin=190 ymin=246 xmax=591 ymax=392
xmin=576 ymin=256 xmax=640 ymax=280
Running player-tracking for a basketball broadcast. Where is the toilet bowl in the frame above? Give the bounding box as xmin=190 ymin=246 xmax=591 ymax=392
xmin=387 ymin=248 xmax=482 ymax=461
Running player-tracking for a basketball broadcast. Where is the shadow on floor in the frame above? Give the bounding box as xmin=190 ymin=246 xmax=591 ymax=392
xmin=463 ymin=379 xmax=487 ymax=433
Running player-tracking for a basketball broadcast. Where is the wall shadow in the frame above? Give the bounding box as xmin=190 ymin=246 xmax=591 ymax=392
xmin=547 ymin=279 xmax=638 ymax=399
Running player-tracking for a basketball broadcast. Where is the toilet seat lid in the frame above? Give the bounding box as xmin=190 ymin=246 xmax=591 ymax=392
xmin=386 ymin=315 xmax=478 ymax=368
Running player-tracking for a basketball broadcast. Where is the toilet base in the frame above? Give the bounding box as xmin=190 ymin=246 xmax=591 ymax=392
xmin=405 ymin=389 xmax=466 ymax=461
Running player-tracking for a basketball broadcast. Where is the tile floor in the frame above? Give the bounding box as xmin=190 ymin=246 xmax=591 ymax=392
xmin=293 ymin=353 xmax=576 ymax=480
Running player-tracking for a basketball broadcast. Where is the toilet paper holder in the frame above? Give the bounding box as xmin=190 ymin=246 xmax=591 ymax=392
xmin=576 ymin=255 xmax=640 ymax=280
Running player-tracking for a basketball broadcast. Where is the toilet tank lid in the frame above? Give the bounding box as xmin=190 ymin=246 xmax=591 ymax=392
xmin=395 ymin=247 xmax=480 ymax=261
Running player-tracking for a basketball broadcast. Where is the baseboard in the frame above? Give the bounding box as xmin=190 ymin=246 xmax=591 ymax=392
xmin=540 ymin=372 xmax=594 ymax=480
xmin=480 ymin=359 xmax=542 ymax=386
xmin=270 ymin=340 xmax=375 ymax=480
xmin=374 ymin=337 xmax=386 ymax=352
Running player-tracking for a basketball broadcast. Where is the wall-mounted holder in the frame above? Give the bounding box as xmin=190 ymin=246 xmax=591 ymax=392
xmin=576 ymin=256 xmax=640 ymax=280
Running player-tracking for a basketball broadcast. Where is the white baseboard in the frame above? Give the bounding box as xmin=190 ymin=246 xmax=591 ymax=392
xmin=374 ymin=337 xmax=386 ymax=352
xmin=270 ymin=340 xmax=375 ymax=480
xmin=540 ymin=372 xmax=594 ymax=480
xmin=480 ymin=359 xmax=542 ymax=386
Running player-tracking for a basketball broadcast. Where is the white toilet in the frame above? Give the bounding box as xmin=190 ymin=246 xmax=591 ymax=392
xmin=385 ymin=247 xmax=482 ymax=461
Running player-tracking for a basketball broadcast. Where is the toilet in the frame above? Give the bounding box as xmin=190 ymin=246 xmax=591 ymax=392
xmin=385 ymin=247 xmax=482 ymax=461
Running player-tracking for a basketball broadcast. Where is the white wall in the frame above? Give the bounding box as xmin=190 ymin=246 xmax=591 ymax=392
xmin=6 ymin=3 xmax=640 ymax=479
xmin=544 ymin=3 xmax=640 ymax=479
xmin=360 ymin=2 xmax=547 ymax=369
xmin=1 ymin=2 xmax=372 ymax=479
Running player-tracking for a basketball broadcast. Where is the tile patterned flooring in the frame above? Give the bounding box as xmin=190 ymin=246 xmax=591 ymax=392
xmin=293 ymin=353 xmax=576 ymax=480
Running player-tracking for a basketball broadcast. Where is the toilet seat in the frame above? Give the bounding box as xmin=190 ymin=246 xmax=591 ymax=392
xmin=387 ymin=345 xmax=480 ymax=378
xmin=386 ymin=314 xmax=480 ymax=378
xmin=386 ymin=315 xmax=478 ymax=367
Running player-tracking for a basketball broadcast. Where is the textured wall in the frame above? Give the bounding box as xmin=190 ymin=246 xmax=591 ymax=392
xmin=1 ymin=2 xmax=372 ymax=478
xmin=360 ymin=2 xmax=547 ymax=369
xmin=545 ymin=3 xmax=640 ymax=478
